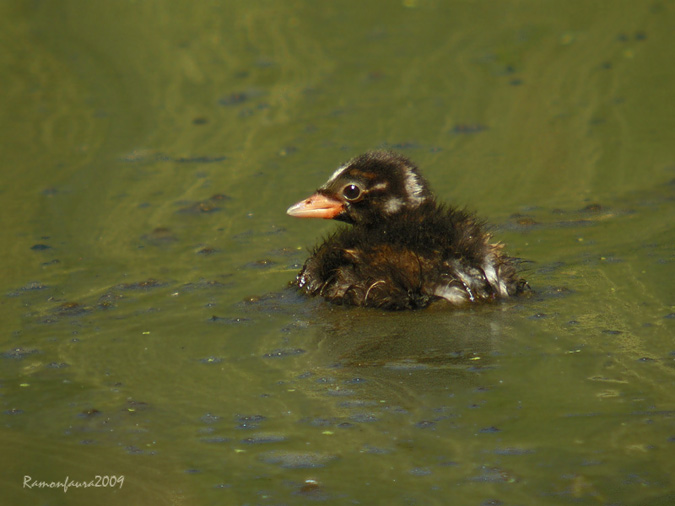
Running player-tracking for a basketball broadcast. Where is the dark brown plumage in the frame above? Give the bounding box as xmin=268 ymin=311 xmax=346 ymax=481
xmin=287 ymin=151 xmax=527 ymax=310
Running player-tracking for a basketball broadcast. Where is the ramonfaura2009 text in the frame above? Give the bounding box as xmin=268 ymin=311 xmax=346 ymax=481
xmin=23 ymin=475 xmax=124 ymax=492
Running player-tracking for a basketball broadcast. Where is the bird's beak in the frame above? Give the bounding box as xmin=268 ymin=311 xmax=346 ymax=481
xmin=286 ymin=192 xmax=344 ymax=219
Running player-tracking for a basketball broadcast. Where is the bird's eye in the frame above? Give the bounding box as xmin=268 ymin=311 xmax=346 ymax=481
xmin=342 ymin=184 xmax=362 ymax=202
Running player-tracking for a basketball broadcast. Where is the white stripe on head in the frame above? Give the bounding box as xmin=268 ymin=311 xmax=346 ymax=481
xmin=371 ymin=182 xmax=389 ymax=191
xmin=325 ymin=163 xmax=350 ymax=186
xmin=404 ymin=169 xmax=426 ymax=205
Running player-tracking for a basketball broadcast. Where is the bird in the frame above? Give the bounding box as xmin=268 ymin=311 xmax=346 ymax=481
xmin=286 ymin=151 xmax=527 ymax=310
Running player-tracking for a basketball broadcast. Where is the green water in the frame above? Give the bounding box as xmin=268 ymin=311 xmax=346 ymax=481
xmin=1 ymin=1 xmax=673 ymax=505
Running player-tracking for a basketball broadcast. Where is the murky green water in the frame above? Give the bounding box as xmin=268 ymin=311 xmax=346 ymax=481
xmin=1 ymin=1 xmax=673 ymax=504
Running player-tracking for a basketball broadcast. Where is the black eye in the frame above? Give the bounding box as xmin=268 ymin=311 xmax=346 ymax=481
xmin=342 ymin=184 xmax=362 ymax=201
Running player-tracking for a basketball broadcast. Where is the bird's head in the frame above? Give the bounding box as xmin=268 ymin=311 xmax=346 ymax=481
xmin=287 ymin=151 xmax=432 ymax=226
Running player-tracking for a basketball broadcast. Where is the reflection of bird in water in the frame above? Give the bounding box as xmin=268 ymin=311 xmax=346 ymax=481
xmin=291 ymin=305 xmax=517 ymax=415
xmin=287 ymin=151 xmax=527 ymax=309
xmin=312 ymin=305 xmax=502 ymax=369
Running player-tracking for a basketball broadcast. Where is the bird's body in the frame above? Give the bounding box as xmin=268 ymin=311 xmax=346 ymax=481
xmin=287 ymin=151 xmax=526 ymax=310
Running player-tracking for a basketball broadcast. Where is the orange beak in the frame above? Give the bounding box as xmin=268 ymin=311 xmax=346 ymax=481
xmin=286 ymin=192 xmax=344 ymax=219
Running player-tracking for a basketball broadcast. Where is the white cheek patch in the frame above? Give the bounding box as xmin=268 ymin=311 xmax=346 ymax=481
xmin=384 ymin=197 xmax=403 ymax=213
